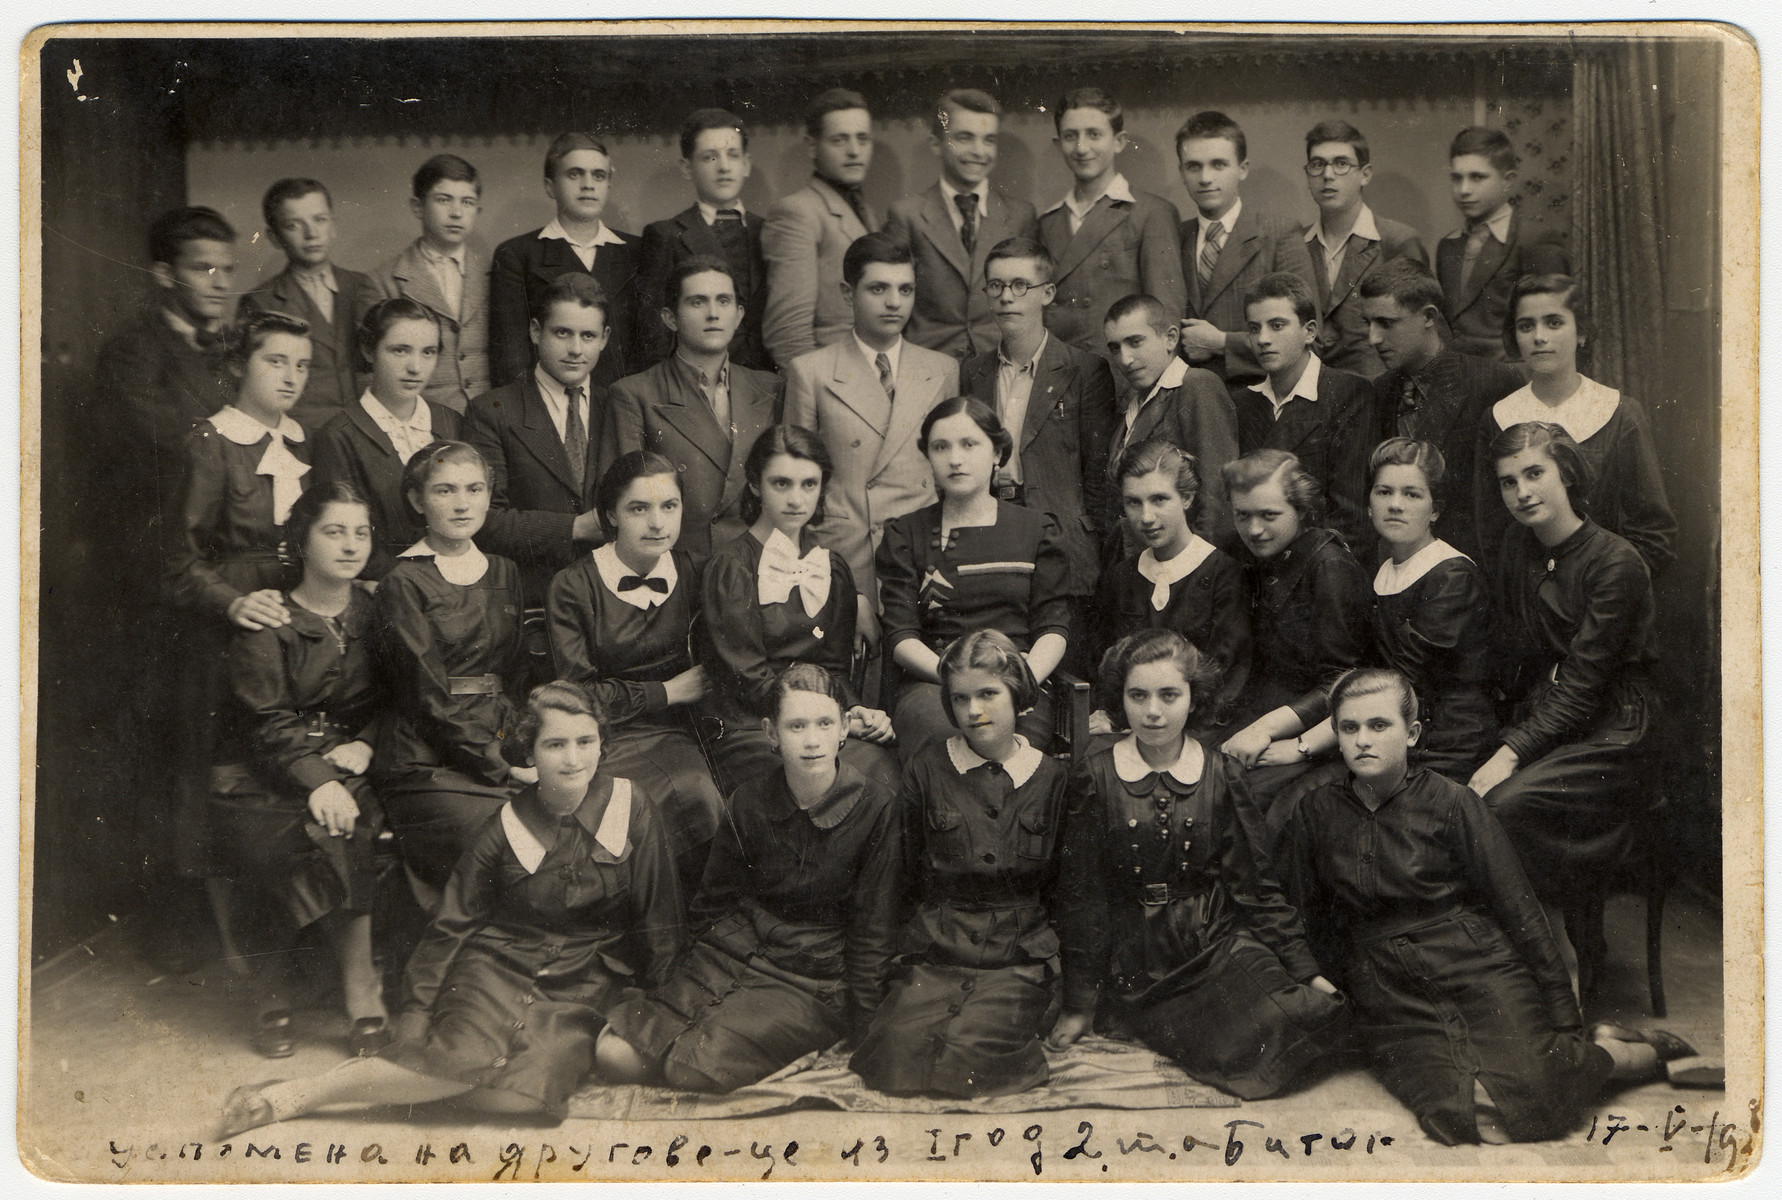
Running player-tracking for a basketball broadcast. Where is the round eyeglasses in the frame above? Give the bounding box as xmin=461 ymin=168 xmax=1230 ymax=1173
xmin=1304 ymin=157 xmax=1360 ymax=176
xmin=983 ymin=279 xmax=1038 ymax=297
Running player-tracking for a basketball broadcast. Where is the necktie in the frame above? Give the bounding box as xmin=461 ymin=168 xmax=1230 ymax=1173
xmin=564 ymin=385 xmax=588 ymax=492
xmin=705 ymin=366 xmax=731 ymax=437
xmin=617 ymin=574 xmax=669 ymax=594
xmin=875 ymin=352 xmax=896 ymax=404
xmin=715 ymin=209 xmax=742 ymax=224
xmin=839 ymin=184 xmax=871 ymax=230
xmin=1460 ymin=221 xmax=1491 ymax=295
xmin=1397 ymin=375 xmax=1422 ymax=438
xmin=1198 ymin=222 xmax=1226 ymax=291
xmin=954 ymin=192 xmax=979 ymax=256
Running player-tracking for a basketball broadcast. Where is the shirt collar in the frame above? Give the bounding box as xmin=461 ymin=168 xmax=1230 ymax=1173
xmin=998 ymin=331 xmax=1048 ymax=373
xmin=945 ymin=734 xmax=1042 ymax=787
xmin=290 ymin=262 xmax=339 ymax=292
xmin=592 ymin=542 xmax=677 ymax=610
xmin=359 ymin=388 xmax=433 ymax=433
xmin=539 ymin=217 xmax=626 ymax=248
xmin=1140 ymin=355 xmax=1191 ymax=406
xmin=696 ymin=198 xmax=747 ymax=224
xmin=1374 ymin=538 xmax=1470 ymax=596
xmin=163 ymin=304 xmax=223 ymax=352
xmin=938 ymin=177 xmax=989 ymax=218
xmin=1050 ymin=172 xmax=1136 ymax=218
xmin=1246 ymin=353 xmax=1323 ymax=408
xmin=1305 ymin=203 xmax=1381 ymax=249
xmin=398 ymin=538 xmax=489 ymax=586
xmin=1112 ymin=733 xmax=1205 ymax=785
xmin=1348 ymin=767 xmax=1419 ymax=813
xmin=1135 ymin=535 xmax=1218 ymax=609
xmin=417 ymin=240 xmax=467 ymax=272
xmin=502 ymin=776 xmax=632 ymax=872
xmin=853 ymin=333 xmax=901 ymax=377
xmin=672 ymin=350 xmax=731 ymax=390
xmin=1457 ymin=203 xmax=1514 ymax=243
xmin=208 ymin=404 xmax=306 ymax=445
xmin=772 ymin=761 xmax=867 ymax=831
xmin=1491 ymin=376 xmax=1621 ymax=444
xmin=1205 ymin=196 xmax=1243 ymax=236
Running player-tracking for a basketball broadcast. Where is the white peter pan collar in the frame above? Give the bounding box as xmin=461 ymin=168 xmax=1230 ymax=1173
xmin=1374 ymin=538 xmax=1470 ymax=596
xmin=399 ymin=539 xmax=489 ymax=586
xmin=1135 ymin=536 xmax=1217 ymax=610
xmin=208 ymin=404 xmax=306 ymax=445
xmin=1492 ymin=376 xmax=1621 ymax=444
xmin=501 ymin=777 xmax=633 ymax=873
xmin=592 ymin=542 xmax=677 ymax=611
xmin=1112 ymin=733 xmax=1205 ymax=785
xmin=946 ymin=735 xmax=1042 ymax=787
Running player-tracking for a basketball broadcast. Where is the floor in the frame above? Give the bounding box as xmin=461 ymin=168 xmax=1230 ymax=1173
xmin=20 ymin=888 xmax=1743 ymax=1184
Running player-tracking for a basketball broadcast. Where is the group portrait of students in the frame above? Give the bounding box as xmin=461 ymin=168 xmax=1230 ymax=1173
xmin=92 ymin=78 xmax=1718 ymax=1149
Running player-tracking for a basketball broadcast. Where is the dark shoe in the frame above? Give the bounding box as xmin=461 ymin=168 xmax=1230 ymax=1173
xmin=253 ymin=1009 xmax=297 ymax=1059
xmin=217 ymin=1080 xmax=281 ymax=1139
xmin=348 ymin=1016 xmax=392 ymax=1057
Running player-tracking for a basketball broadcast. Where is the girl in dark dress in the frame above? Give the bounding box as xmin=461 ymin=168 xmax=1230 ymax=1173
xmin=1091 ymin=438 xmax=1250 ymax=735
xmin=1280 ymin=668 xmax=1707 ymax=1146
xmin=311 ymin=298 xmax=463 ymax=582
xmin=1472 ymin=274 xmax=1676 ymax=578
xmin=599 ymin=663 xmax=902 ymax=1092
xmin=850 ymin=630 xmax=1081 ymax=1099
xmin=1469 ymin=422 xmax=1661 ymax=923
xmin=166 ymin=311 xmax=314 ymax=959
xmin=374 ymin=440 xmax=531 ymax=901
xmin=1217 ymin=450 xmax=1370 ymax=815
xmin=210 ymin=481 xmax=392 ymax=1058
xmin=547 ymin=451 xmax=721 ymax=885
xmin=1050 ymin=631 xmax=1344 ymax=1099
xmin=877 ymin=397 xmax=1075 ymax=759
xmin=698 ymin=425 xmax=898 ymax=794
xmin=219 ymin=681 xmax=686 ymax=1136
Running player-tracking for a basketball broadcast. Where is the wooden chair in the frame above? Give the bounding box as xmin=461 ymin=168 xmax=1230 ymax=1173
xmin=1573 ymin=798 xmax=1673 ymax=1018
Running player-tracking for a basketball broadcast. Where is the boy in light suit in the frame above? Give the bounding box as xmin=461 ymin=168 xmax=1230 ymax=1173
xmin=763 ymin=88 xmax=879 ymax=369
xmin=368 ymin=153 xmax=490 ymax=413
xmin=886 ymin=88 xmax=1039 ymax=360
xmin=784 ymin=232 xmax=958 ymax=648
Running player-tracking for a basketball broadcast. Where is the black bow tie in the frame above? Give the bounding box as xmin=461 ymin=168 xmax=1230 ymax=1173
xmin=617 ymin=574 xmax=668 ymax=594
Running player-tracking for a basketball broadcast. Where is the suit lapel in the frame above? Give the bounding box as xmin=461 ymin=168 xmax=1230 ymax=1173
xmin=973 ymin=191 xmax=1016 ymax=281
xmin=1021 ymin=339 xmax=1073 ymax=456
xmin=344 ymin=399 xmax=398 ymax=460
xmin=1326 ymin=236 xmax=1380 ymax=315
xmin=1182 ymin=216 xmax=1205 ymax=312
xmin=1454 ymin=218 xmax=1512 ymax=315
xmin=513 ymin=379 xmax=581 ymax=495
xmin=716 ymin=370 xmax=774 ymax=512
xmin=812 ymin=177 xmax=872 ymax=239
xmin=391 ymin=243 xmax=453 ymax=323
xmin=1052 ymin=197 xmax=1131 ymax=283
xmin=919 ymin=185 xmax=972 ymax=280
xmin=1203 ymin=209 xmax=1261 ymax=310
xmin=457 ymin=242 xmax=489 ymax=328
xmin=655 ymin=364 xmax=731 ymax=475
xmin=961 ymin=353 xmax=997 ymax=405
xmin=873 ymin=349 xmax=941 ymax=480
xmin=678 ymin=208 xmax=726 ymax=261
xmin=830 ymin=343 xmax=891 ymax=435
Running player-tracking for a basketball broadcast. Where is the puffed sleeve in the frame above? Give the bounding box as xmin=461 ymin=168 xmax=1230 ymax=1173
xmin=1054 ymin=756 xmax=1109 ymax=1013
xmin=1383 ymin=558 xmax=1488 ymax=681
xmin=230 ymin=625 xmax=347 ymax=796
xmin=163 ymin=426 xmax=243 ymax=617
xmin=844 ymin=782 xmax=904 ymax=1027
xmin=545 ymin=562 xmax=671 ymax=723
xmin=1216 ymin=759 xmax=1322 ymax=982
xmin=377 ymin=567 xmax=513 ymax=785
xmin=1028 ymin=511 xmax=1076 ymax=637
xmin=1453 ymin=785 xmax=1581 ymax=1032
xmin=624 ymin=788 xmax=689 ymax=989
xmin=1498 ymin=540 xmax=1653 ymax=764
xmin=1605 ymin=397 xmax=1677 ymax=580
xmin=1286 ymin=543 xmax=1372 ymax=727
xmin=874 ymin=512 xmax=924 ymax=656
xmin=701 ymin=542 xmax=779 ymax=716
xmin=401 ymin=819 xmax=505 ymax=1017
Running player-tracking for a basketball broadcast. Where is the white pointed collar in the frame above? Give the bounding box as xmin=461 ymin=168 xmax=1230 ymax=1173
xmin=946 ymin=734 xmax=1042 ymax=787
xmin=593 ymin=542 xmax=677 ymax=611
xmin=399 ymin=538 xmax=489 ymax=587
xmin=1374 ymin=538 xmax=1470 ymax=596
xmin=501 ymin=777 xmax=633 ymax=873
xmin=208 ymin=404 xmax=305 ymax=445
xmin=1112 ymin=733 xmax=1205 ymax=785
xmin=1492 ymin=376 xmax=1621 ymax=444
xmin=1135 ymin=535 xmax=1217 ymax=610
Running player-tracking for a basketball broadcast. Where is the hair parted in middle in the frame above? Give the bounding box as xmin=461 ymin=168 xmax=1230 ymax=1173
xmin=356 ymin=296 xmax=440 ymax=373
xmin=597 ymin=449 xmax=684 ymax=524
xmin=1096 ymin=629 xmax=1221 ymax=732
xmin=401 ymin=440 xmax=492 ymax=506
xmin=918 ymin=395 xmax=1013 ymax=468
xmin=937 ymin=628 xmax=1040 ymax=725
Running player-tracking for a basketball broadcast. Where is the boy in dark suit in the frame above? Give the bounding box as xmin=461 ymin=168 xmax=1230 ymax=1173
xmin=1437 ymin=126 xmax=1570 ymax=361
xmin=463 ymin=272 xmax=615 ymax=604
xmin=1175 ymin=111 xmax=1318 ymax=383
xmin=1101 ymin=293 xmax=1237 ymax=542
xmin=763 ymin=88 xmax=879 ymax=368
xmin=1300 ymin=120 xmax=1427 ymax=380
xmin=367 ymin=153 xmax=490 ymax=413
xmin=1231 ymin=272 xmax=1375 ymax=553
xmin=1038 ymin=87 xmax=1185 ymax=358
xmin=612 ymin=256 xmax=785 ymax=558
xmin=490 ymin=133 xmax=643 ymax=391
xmin=886 ymin=88 xmax=1040 ymax=361
xmin=239 ymin=177 xmax=372 ymax=432
xmin=636 ymin=108 xmax=769 ymax=372
xmin=960 ymin=236 xmax=1116 ymax=594
xmin=1361 ymin=258 xmax=1523 ymax=561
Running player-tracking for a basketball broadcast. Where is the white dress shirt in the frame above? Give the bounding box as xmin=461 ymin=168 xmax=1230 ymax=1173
xmin=539 ymin=217 xmax=629 ymax=272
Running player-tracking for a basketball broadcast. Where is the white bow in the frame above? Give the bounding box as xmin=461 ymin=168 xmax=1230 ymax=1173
xmin=757 ymin=530 xmax=831 ymax=617
xmin=257 ymin=433 xmax=312 ymax=526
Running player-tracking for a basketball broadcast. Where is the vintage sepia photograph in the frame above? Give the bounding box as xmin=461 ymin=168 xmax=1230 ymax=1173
xmin=18 ymin=19 xmax=1758 ymax=1183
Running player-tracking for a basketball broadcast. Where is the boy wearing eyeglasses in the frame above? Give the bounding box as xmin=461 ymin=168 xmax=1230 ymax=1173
xmin=1300 ymin=119 xmax=1428 ymax=379
xmin=958 ymin=236 xmax=1116 ymax=596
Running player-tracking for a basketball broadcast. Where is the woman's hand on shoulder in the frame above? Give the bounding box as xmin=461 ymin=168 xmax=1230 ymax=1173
xmin=228 ymin=589 xmax=291 ymax=631
xmin=322 ymin=740 xmax=374 ymax=776
xmin=847 ymin=705 xmax=896 ymax=745
xmin=1045 ymin=1009 xmax=1095 ymax=1050
xmin=508 ymin=765 xmax=539 ymax=786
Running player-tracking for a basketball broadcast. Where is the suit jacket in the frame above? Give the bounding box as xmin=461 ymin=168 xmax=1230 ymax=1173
xmin=635 ymin=205 xmax=770 ymax=371
xmin=610 ymin=357 xmax=785 ymax=558
xmin=310 ymin=397 xmax=464 ymax=581
xmin=762 ymin=178 xmax=878 ymax=369
xmin=783 ymin=337 xmax=956 ymax=597
xmin=886 ymin=183 xmax=1040 ymax=360
xmin=1306 ymin=216 xmax=1428 ymax=380
xmin=1039 ymin=188 xmax=1186 ymax=356
xmin=1108 ymin=364 xmax=1240 ymax=543
xmin=462 ymin=376 xmax=616 ymax=604
xmin=488 ymin=226 xmax=644 ymax=390
xmin=1369 ymin=349 xmax=1522 ymax=563
xmin=239 ymin=263 xmax=373 ymax=433
xmin=1231 ymin=361 xmax=1377 ymax=554
xmin=1179 ymin=206 xmax=1318 ymax=382
xmin=367 ymin=238 xmax=491 ymax=414
xmin=960 ymin=335 xmax=1116 ymax=591
xmin=1435 ymin=208 xmax=1570 ymax=361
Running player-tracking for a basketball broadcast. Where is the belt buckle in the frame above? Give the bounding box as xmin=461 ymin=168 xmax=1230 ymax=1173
xmin=1142 ymin=882 xmax=1170 ymax=905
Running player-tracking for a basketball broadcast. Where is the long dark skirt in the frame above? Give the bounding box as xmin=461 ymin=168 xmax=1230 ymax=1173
xmin=210 ymin=765 xmax=383 ymax=928
xmin=600 ymin=719 xmax=724 ymax=885
xmin=1344 ymin=910 xmax=1612 ymax=1145
xmin=707 ymin=725 xmax=902 ymax=797
xmin=891 ymin=682 xmax=1057 ymax=764
xmin=850 ymin=959 xmax=1057 ymax=1098
xmin=1106 ymin=929 xmax=1347 ymax=1100
xmin=607 ymin=910 xmax=850 ymax=1093
xmin=381 ymin=952 xmax=626 ymax=1119
xmin=383 ymin=773 xmax=509 ymax=889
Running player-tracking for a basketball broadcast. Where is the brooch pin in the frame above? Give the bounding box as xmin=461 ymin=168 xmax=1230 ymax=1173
xmin=813 ymin=626 xmax=825 ymax=639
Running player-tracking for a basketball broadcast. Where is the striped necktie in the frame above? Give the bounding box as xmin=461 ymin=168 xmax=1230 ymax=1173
xmin=1198 ymin=222 xmax=1227 ymax=291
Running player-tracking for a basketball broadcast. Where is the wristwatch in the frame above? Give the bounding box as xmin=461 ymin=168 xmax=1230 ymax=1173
xmin=1295 ymin=736 xmax=1312 ymax=760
